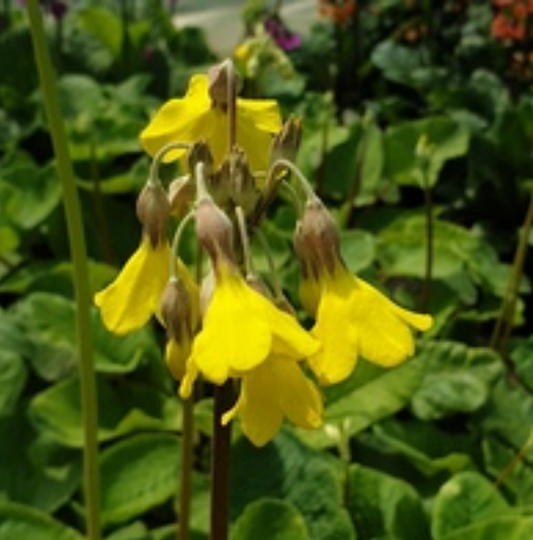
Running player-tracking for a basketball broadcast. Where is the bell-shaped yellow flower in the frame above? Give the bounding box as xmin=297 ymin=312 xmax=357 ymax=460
xmin=180 ymin=263 xmax=320 ymax=391
xmin=303 ymin=265 xmax=433 ymax=385
xmin=94 ymin=236 xmax=170 ymax=335
xmin=222 ymin=355 xmax=323 ymax=447
xmin=140 ymin=74 xmax=281 ymax=171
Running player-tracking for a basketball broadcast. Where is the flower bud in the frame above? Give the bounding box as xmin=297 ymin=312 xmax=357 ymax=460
xmin=160 ymin=277 xmax=195 ymax=343
xmin=168 ymin=175 xmax=195 ymax=218
xmin=188 ymin=141 xmax=214 ymax=178
xmin=294 ymin=199 xmax=341 ymax=278
xmin=136 ymin=181 xmax=170 ymax=247
xmin=229 ymin=147 xmax=261 ymax=215
xmin=196 ymin=196 xmax=235 ymax=265
xmin=269 ymin=116 xmax=302 ymax=166
xmin=208 ymin=61 xmax=242 ymax=107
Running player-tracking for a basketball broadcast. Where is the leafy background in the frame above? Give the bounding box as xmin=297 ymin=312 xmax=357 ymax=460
xmin=2 ymin=0 xmax=533 ymax=539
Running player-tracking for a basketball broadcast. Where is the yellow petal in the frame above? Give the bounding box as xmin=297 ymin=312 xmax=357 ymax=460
xmin=300 ymin=275 xmax=323 ymax=317
xmin=140 ymin=75 xmax=213 ymax=162
xmin=352 ymin=278 xmax=431 ymax=367
xmin=165 ymin=338 xmax=189 ymax=381
xmin=222 ymin=363 xmax=283 ymax=447
xmin=237 ymin=99 xmax=282 ymax=171
xmin=308 ymin=267 xmax=433 ymax=384
xmin=308 ymin=277 xmax=360 ymax=385
xmin=274 ymin=358 xmax=323 ymax=430
xmin=191 ymin=264 xmax=318 ymax=384
xmin=94 ymin=238 xmax=169 ymax=335
xmin=223 ymin=356 xmax=323 ymax=447
xmin=190 ymin=272 xmax=272 ymax=384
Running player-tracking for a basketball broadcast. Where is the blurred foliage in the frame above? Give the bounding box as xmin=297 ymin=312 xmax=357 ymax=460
xmin=2 ymin=0 xmax=533 ymax=539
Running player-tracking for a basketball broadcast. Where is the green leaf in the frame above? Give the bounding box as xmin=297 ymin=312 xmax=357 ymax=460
xmin=0 ymin=159 xmax=61 ymax=230
xmin=100 ymin=433 xmax=180 ymax=527
xmin=384 ymin=116 xmax=469 ymax=188
xmin=28 ymin=376 xmax=180 ymax=448
xmin=482 ymin=436 xmax=533 ymax=506
xmin=437 ymin=516 xmax=533 ymax=540
xmin=511 ymin=336 xmax=533 ymax=393
xmin=410 ymin=341 xmax=502 ymax=420
xmin=232 ymin=499 xmax=309 ymax=540
xmin=377 ymin=214 xmax=510 ymax=297
xmin=371 ymin=40 xmax=424 ymax=87
xmin=480 ymin=378 xmax=533 ymax=450
xmin=373 ymin=418 xmax=475 ymax=476
xmin=0 ymin=351 xmax=26 ymax=415
xmin=76 ymin=7 xmax=122 ymax=71
xmin=302 ymin=357 xmax=424 ymax=448
xmin=104 ymin=522 xmax=150 ymax=540
xmin=0 ymin=502 xmax=84 ymax=540
xmin=0 ymin=411 xmax=81 ymax=513
xmin=345 ymin=464 xmax=430 ymax=540
xmin=340 ymin=230 xmax=376 ymax=275
xmin=231 ymin=431 xmax=355 ymax=540
xmin=432 ymin=471 xmax=514 ymax=539
xmin=12 ymin=292 xmax=157 ymax=379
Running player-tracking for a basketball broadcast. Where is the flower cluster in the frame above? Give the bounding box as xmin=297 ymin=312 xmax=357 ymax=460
xmin=492 ymin=0 xmax=533 ymax=42
xmin=95 ymin=61 xmax=433 ymax=447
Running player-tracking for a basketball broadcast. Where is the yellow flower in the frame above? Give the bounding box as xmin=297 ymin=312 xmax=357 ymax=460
xmin=222 ymin=355 xmax=323 ymax=447
xmin=94 ymin=236 xmax=170 ymax=335
xmin=303 ymin=265 xmax=433 ymax=385
xmin=180 ymin=263 xmax=320 ymax=392
xmin=140 ymin=74 xmax=281 ymax=171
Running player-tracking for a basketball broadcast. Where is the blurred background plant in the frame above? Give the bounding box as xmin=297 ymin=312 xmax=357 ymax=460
xmin=2 ymin=1 xmax=533 ymax=539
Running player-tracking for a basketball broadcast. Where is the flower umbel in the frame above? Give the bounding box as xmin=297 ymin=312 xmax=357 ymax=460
xmin=95 ymin=59 xmax=434 ymax=448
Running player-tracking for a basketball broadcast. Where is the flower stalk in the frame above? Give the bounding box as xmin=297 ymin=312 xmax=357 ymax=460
xmin=26 ymin=2 xmax=101 ymax=539
xmin=490 ymin=186 xmax=533 ymax=354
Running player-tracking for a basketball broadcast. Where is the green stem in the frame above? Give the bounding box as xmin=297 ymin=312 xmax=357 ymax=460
xmin=491 ymin=187 xmax=533 ymax=354
xmin=419 ymin=181 xmax=434 ymax=313
xmin=26 ymin=3 xmax=101 ymax=540
xmin=210 ymin=382 xmax=233 ymax=540
xmin=178 ymin=396 xmax=194 ymax=540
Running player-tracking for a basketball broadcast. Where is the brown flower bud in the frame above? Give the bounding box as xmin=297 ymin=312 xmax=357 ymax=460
xmin=294 ymin=199 xmax=341 ymax=278
xmin=229 ymin=147 xmax=261 ymax=215
xmin=168 ymin=175 xmax=195 ymax=218
xmin=207 ymin=61 xmax=242 ymax=107
xmin=195 ymin=196 xmax=235 ymax=265
xmin=207 ymin=155 xmax=233 ymax=209
xmin=136 ymin=182 xmax=170 ymax=247
xmin=188 ymin=141 xmax=214 ymax=178
xmin=269 ymin=116 xmax=302 ymax=166
xmin=160 ymin=278 xmax=195 ymax=343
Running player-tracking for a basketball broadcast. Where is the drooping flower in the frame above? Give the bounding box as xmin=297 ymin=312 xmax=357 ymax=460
xmin=94 ymin=236 xmax=170 ymax=335
xmin=180 ymin=261 xmax=320 ymax=392
xmin=295 ymin=199 xmax=433 ymax=385
xmin=140 ymin=74 xmax=282 ymax=171
xmin=302 ymin=266 xmax=433 ymax=385
xmin=222 ymin=355 xmax=323 ymax=447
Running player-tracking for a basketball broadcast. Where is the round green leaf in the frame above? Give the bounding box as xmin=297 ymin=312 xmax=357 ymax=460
xmin=233 ymin=499 xmax=309 ymax=540
xmin=432 ymin=471 xmax=513 ymax=539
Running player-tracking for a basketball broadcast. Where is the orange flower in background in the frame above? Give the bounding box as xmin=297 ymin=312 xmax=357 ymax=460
xmin=492 ymin=0 xmax=533 ymax=42
xmin=318 ymin=0 xmax=357 ymax=27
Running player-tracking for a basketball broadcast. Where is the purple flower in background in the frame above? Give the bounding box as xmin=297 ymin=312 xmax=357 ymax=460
xmin=19 ymin=0 xmax=68 ymax=19
xmin=264 ymin=14 xmax=302 ymax=51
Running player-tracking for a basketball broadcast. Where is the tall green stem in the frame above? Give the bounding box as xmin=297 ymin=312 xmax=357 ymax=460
xmin=420 ymin=181 xmax=434 ymax=313
xmin=26 ymin=3 xmax=101 ymax=539
xmin=211 ymin=382 xmax=233 ymax=540
xmin=491 ymin=187 xmax=533 ymax=354
xmin=178 ymin=396 xmax=194 ymax=540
